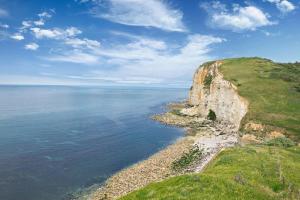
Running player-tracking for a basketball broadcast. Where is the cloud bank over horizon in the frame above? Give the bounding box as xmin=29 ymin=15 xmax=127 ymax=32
xmin=0 ymin=0 xmax=299 ymax=86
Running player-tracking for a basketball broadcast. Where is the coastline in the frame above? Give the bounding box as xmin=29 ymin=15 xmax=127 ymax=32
xmin=86 ymin=102 xmax=239 ymax=200
xmin=88 ymin=137 xmax=193 ymax=200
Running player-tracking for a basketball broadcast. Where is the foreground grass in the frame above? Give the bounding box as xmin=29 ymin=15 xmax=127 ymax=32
xmin=220 ymin=58 xmax=300 ymax=140
xmin=121 ymin=145 xmax=300 ymax=200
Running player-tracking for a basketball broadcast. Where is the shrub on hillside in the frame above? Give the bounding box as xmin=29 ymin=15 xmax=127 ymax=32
xmin=172 ymin=145 xmax=203 ymax=172
xmin=207 ymin=109 xmax=216 ymax=121
xmin=265 ymin=137 xmax=295 ymax=147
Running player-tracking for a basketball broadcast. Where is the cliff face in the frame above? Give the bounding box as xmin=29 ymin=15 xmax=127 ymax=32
xmin=185 ymin=61 xmax=248 ymax=130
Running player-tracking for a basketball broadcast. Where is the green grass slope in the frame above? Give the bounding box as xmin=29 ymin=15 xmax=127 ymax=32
xmin=121 ymin=146 xmax=300 ymax=200
xmin=120 ymin=58 xmax=300 ymax=200
xmin=220 ymin=58 xmax=300 ymax=140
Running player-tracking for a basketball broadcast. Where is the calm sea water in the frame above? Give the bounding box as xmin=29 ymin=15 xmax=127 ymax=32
xmin=0 ymin=86 xmax=187 ymax=200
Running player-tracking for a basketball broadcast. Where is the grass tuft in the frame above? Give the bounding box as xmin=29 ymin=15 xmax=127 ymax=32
xmin=172 ymin=145 xmax=203 ymax=172
xmin=265 ymin=137 xmax=295 ymax=147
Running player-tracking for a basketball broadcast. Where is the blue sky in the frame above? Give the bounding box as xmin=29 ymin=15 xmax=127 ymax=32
xmin=0 ymin=0 xmax=299 ymax=87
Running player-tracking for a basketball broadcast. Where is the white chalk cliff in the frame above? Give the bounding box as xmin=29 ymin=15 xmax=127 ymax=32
xmin=182 ymin=61 xmax=248 ymax=131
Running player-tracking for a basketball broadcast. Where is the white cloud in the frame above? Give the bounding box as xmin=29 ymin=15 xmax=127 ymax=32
xmin=64 ymin=38 xmax=100 ymax=49
xmin=25 ymin=43 xmax=39 ymax=50
xmin=127 ymin=38 xmax=166 ymax=50
xmin=38 ymin=11 xmax=52 ymax=18
xmin=31 ymin=27 xmax=62 ymax=39
xmin=0 ymin=23 xmax=9 ymax=28
xmin=21 ymin=10 xmax=54 ymax=31
xmin=65 ymin=27 xmax=82 ymax=36
xmin=46 ymin=50 xmax=99 ymax=64
xmin=110 ymin=31 xmax=167 ymax=50
xmin=34 ymin=19 xmax=45 ymax=26
xmin=0 ymin=8 xmax=8 ymax=18
xmin=202 ymin=2 xmax=275 ymax=31
xmin=20 ymin=20 xmax=32 ymax=31
xmin=11 ymin=33 xmax=24 ymax=40
xmin=266 ymin=0 xmax=295 ymax=13
xmin=31 ymin=27 xmax=82 ymax=39
xmin=82 ymin=0 xmax=187 ymax=32
xmin=34 ymin=11 xmax=53 ymax=26
xmin=106 ymin=34 xmax=224 ymax=82
xmin=46 ymin=33 xmax=224 ymax=85
xmin=22 ymin=21 xmax=32 ymax=28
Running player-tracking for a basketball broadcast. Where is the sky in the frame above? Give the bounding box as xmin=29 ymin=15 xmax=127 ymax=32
xmin=0 ymin=0 xmax=299 ymax=87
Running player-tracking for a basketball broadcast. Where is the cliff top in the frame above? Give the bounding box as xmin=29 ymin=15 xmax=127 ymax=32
xmin=217 ymin=57 xmax=300 ymax=141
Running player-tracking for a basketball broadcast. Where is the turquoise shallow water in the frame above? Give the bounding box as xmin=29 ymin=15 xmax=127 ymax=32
xmin=0 ymin=86 xmax=186 ymax=200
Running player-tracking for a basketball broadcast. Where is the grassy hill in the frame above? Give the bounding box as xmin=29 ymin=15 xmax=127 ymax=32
xmin=120 ymin=58 xmax=300 ymax=200
xmin=220 ymin=58 xmax=300 ymax=141
xmin=121 ymin=146 xmax=300 ymax=200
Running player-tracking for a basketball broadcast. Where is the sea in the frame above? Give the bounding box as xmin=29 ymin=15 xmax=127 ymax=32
xmin=0 ymin=85 xmax=187 ymax=200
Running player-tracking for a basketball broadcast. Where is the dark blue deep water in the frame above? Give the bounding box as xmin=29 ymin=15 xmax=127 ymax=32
xmin=0 ymin=86 xmax=187 ymax=200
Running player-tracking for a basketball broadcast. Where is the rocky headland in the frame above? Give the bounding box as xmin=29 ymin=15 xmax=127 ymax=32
xmin=88 ymin=58 xmax=299 ymax=200
xmin=86 ymin=60 xmax=251 ymax=200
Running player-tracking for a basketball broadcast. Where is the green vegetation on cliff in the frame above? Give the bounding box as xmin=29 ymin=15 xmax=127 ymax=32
xmin=220 ymin=58 xmax=300 ymax=140
xmin=120 ymin=58 xmax=300 ymax=200
xmin=121 ymin=146 xmax=300 ymax=200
